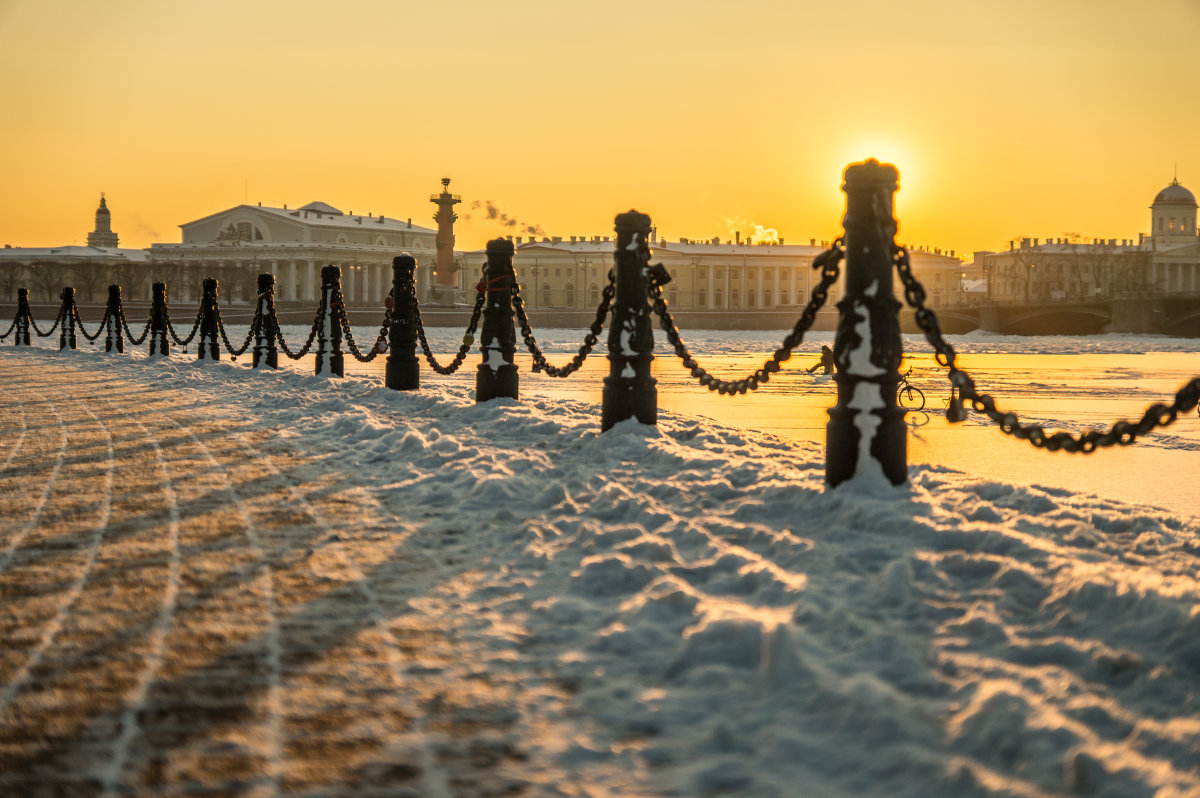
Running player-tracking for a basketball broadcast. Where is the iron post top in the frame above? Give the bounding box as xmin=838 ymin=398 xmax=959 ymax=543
xmin=393 ymin=253 xmax=417 ymax=267
xmin=843 ymin=159 xmax=899 ymax=190
xmin=615 ymin=210 xmax=652 ymax=232
xmin=486 ymin=238 xmax=516 ymax=255
xmin=257 ymin=272 xmax=274 ymax=285
xmin=321 ymin=264 xmax=341 ymax=278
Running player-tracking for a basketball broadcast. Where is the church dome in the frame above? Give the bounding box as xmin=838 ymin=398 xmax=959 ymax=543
xmin=1153 ymin=179 xmax=1196 ymax=205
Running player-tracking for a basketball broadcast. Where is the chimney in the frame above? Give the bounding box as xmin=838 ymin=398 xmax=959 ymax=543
xmin=570 ymin=236 xmax=577 ymax=243
xmin=735 ymin=231 xmax=741 ymax=245
xmin=779 ymin=238 xmax=784 ymax=245
xmin=516 ymin=236 xmax=523 ymax=244
xmin=810 ymin=238 xmax=816 ymax=246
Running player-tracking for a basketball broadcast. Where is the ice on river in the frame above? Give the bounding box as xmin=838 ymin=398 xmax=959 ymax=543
xmin=4 ymin=339 xmax=1198 ymax=797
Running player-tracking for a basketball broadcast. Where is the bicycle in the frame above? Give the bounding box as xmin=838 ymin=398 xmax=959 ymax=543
xmin=897 ymin=366 xmax=925 ymax=410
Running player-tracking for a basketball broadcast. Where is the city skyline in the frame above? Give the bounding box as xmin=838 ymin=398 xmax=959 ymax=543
xmin=1 ymin=0 xmax=1197 ymax=256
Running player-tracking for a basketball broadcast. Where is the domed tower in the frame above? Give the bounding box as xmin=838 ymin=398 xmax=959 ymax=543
xmin=87 ymin=193 xmax=120 ymax=249
xmin=1150 ymin=178 xmax=1197 ymax=245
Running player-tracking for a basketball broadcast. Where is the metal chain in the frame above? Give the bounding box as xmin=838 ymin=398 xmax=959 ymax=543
xmin=167 ymin=304 xmax=204 ymax=347
xmin=413 ymin=288 xmax=486 ymax=375
xmin=647 ymin=241 xmax=845 ymax=395
xmin=894 ymin=245 xmax=1200 ymax=452
xmin=0 ymin=315 xmax=16 ymax=340
xmin=218 ymin=308 xmax=259 ymax=357
xmin=73 ymin=307 xmax=108 ymax=342
xmin=275 ymin=300 xmax=324 ymax=360
xmin=334 ymin=288 xmax=392 ymax=363
xmin=513 ymin=270 xmax=615 ymax=378
xmin=30 ymin=310 xmax=62 ymax=338
xmin=120 ymin=308 xmax=151 ymax=346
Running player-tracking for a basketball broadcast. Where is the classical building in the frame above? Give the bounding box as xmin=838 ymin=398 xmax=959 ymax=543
xmin=148 ymin=199 xmax=452 ymax=305
xmin=977 ymin=178 xmax=1199 ymax=302
xmin=0 ymin=195 xmax=150 ymax=302
xmin=485 ymin=233 xmax=964 ymax=310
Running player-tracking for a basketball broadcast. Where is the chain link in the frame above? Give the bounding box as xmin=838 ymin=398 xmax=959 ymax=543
xmin=334 ymin=288 xmax=392 ymax=363
xmin=646 ymin=241 xmax=844 ymax=395
xmin=168 ymin=304 xmax=204 ymax=347
xmin=512 ymin=270 xmax=615 ymax=378
xmin=120 ymin=308 xmax=151 ymax=346
xmin=0 ymin=315 xmax=16 ymax=340
xmin=275 ymin=300 xmax=324 ymax=360
xmin=894 ymin=245 xmax=1200 ymax=451
xmin=218 ymin=309 xmax=259 ymax=357
xmin=30 ymin=309 xmax=62 ymax=338
xmin=73 ymin=307 xmax=108 ymax=342
xmin=413 ymin=287 xmax=486 ymax=375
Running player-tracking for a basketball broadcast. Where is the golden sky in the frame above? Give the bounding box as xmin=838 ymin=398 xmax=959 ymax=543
xmin=1 ymin=0 xmax=1197 ymax=258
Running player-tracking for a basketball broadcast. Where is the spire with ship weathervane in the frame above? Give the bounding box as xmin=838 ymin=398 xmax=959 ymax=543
xmin=87 ymin=192 xmax=120 ymax=249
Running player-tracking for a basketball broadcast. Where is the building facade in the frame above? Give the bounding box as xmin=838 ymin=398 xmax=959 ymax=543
xmin=978 ymin=178 xmax=1200 ymax=302
xmin=487 ymin=234 xmax=965 ymax=311
xmin=148 ymin=200 xmax=452 ymax=305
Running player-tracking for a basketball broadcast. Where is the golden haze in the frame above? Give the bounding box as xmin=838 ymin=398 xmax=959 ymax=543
xmin=0 ymin=0 xmax=1197 ymax=256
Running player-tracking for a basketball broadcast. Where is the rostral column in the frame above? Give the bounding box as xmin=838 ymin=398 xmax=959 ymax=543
xmin=430 ymin=178 xmax=461 ymax=294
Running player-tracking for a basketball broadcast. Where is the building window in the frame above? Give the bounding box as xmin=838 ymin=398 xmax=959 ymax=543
xmin=565 ymin=283 xmax=575 ymax=306
xmin=714 ymin=289 xmax=723 ymax=308
xmin=730 ymin=289 xmax=740 ymax=308
xmin=588 ymin=283 xmax=599 ymax=305
xmin=747 ymin=292 xmax=756 ymax=308
xmin=763 ymin=289 xmax=771 ymax=307
xmin=667 ymin=287 xmax=678 ymax=306
xmin=541 ymin=283 xmax=552 ymax=306
xmin=698 ymin=289 xmax=707 ymax=306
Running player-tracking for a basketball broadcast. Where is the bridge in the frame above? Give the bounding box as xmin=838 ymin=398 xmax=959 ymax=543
xmin=899 ymin=296 xmax=1200 ymax=337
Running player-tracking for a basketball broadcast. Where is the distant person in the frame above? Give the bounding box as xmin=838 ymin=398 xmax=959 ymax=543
xmin=807 ymin=345 xmax=834 ymax=375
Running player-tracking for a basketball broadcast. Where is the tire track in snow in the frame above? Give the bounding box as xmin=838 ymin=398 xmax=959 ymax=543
xmin=0 ymin=395 xmax=68 ymax=574
xmin=239 ymin=431 xmax=452 ymax=798
xmin=0 ymin=396 xmax=114 ymax=712
xmin=95 ymin=390 xmax=183 ymax=797
xmin=129 ymin=417 xmax=286 ymax=796
xmin=0 ymin=384 xmax=28 ymax=476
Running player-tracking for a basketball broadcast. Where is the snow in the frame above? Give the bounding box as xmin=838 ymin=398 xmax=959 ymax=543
xmin=2 ymin=334 xmax=1197 ymax=796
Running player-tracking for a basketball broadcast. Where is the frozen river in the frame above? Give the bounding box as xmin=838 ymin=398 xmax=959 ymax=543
xmin=308 ymin=326 xmax=1198 ymax=519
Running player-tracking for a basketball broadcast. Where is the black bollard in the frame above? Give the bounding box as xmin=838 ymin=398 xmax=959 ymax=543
xmin=104 ymin=285 xmax=124 ymax=353
xmin=826 ymin=159 xmax=907 ymax=486
xmin=601 ymin=210 xmax=657 ymax=430
xmin=314 ymin=265 xmax=344 ymax=377
xmin=385 ymin=254 xmax=420 ymax=390
xmin=14 ymin=288 xmax=32 ymax=346
xmin=197 ymin=278 xmax=221 ymax=362
xmin=476 ymin=239 xmax=518 ymax=402
xmin=59 ymin=287 xmax=77 ymax=351
xmin=149 ymin=282 xmax=170 ymax=357
xmin=252 ymin=273 xmax=279 ymax=370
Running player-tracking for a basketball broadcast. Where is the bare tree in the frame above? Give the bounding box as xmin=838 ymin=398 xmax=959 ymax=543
xmin=26 ymin=261 xmax=75 ymax=302
xmin=73 ymin=261 xmax=110 ymax=303
xmin=110 ymin=261 xmax=151 ymax=302
xmin=0 ymin=262 xmax=24 ymax=299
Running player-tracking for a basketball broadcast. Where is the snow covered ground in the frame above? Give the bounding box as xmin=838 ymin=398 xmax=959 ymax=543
xmin=1 ymin=337 xmax=1198 ymax=797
